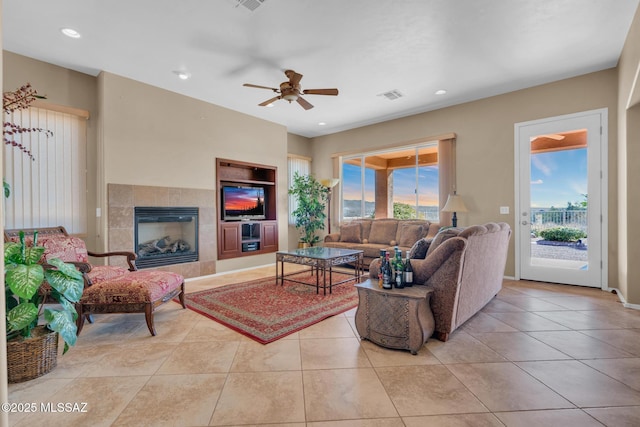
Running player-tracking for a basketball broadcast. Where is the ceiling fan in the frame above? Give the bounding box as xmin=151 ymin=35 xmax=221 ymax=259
xmin=243 ymin=69 xmax=338 ymax=110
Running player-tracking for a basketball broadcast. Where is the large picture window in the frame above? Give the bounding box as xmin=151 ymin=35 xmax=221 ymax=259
xmin=340 ymin=142 xmax=448 ymax=223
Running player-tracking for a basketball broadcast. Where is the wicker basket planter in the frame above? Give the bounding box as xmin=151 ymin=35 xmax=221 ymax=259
xmin=7 ymin=327 xmax=59 ymax=383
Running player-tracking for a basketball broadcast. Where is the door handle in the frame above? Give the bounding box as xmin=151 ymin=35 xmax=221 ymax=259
xmin=522 ymin=220 xmax=528 ymax=225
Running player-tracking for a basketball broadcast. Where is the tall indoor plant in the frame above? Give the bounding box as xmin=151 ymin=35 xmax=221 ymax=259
xmin=288 ymin=172 xmax=329 ymax=246
xmin=5 ymin=231 xmax=84 ymax=381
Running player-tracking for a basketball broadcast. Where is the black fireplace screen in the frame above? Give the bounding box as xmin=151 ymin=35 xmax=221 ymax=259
xmin=134 ymin=207 xmax=198 ymax=268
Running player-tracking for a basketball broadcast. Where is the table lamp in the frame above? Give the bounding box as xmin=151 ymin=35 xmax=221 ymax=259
xmin=441 ymin=192 xmax=468 ymax=227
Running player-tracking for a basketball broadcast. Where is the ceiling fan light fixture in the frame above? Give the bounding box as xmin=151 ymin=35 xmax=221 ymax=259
xmin=282 ymin=93 xmax=298 ymax=102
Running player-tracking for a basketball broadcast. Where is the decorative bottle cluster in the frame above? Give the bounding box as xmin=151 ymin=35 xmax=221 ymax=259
xmin=378 ymin=247 xmax=414 ymax=290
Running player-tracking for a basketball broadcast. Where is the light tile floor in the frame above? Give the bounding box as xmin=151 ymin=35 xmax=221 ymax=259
xmin=7 ymin=265 xmax=640 ymax=426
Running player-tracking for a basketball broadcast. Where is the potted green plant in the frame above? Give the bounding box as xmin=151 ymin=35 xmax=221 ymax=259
xmin=5 ymin=231 xmax=84 ymax=382
xmin=288 ymin=172 xmax=329 ymax=246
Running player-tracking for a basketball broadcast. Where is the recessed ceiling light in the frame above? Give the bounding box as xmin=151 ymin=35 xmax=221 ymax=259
xmin=435 ymin=89 xmax=447 ymax=95
xmin=266 ymin=103 xmax=274 ymax=108
xmin=318 ymin=122 xmax=326 ymax=126
xmin=61 ymin=28 xmax=81 ymax=38
xmin=173 ymin=71 xmax=191 ymax=80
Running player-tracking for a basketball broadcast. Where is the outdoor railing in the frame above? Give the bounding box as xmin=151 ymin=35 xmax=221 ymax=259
xmin=530 ymin=209 xmax=587 ymax=233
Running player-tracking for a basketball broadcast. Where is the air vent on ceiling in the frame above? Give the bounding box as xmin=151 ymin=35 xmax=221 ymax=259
xmin=234 ymin=0 xmax=266 ymax=11
xmin=378 ymin=90 xmax=404 ymax=100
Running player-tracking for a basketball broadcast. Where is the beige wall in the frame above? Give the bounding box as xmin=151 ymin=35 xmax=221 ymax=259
xmin=617 ymin=6 xmax=640 ymax=304
xmin=97 ymin=72 xmax=290 ymax=272
xmin=288 ymin=132 xmax=313 ymax=158
xmin=311 ymin=70 xmax=619 ymax=284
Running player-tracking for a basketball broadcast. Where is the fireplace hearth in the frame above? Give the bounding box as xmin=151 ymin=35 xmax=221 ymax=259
xmin=134 ymin=207 xmax=199 ymax=268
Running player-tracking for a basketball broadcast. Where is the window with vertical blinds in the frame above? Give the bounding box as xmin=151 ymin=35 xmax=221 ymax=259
xmin=3 ymin=106 xmax=88 ymax=234
xmin=288 ymin=155 xmax=311 ymax=225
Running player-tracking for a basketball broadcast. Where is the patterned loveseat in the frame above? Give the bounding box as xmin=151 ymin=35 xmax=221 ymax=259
xmin=4 ymin=226 xmax=185 ymax=336
xmin=324 ymin=218 xmax=440 ymax=269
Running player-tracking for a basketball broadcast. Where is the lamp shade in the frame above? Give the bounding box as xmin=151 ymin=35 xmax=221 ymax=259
xmin=442 ymin=194 xmax=468 ymax=213
xmin=320 ymin=178 xmax=340 ymax=188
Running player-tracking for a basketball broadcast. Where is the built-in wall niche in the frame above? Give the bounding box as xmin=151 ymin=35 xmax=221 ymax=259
xmin=216 ymin=158 xmax=278 ymax=260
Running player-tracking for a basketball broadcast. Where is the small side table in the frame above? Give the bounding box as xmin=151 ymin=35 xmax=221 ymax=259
xmin=355 ymin=279 xmax=435 ymax=355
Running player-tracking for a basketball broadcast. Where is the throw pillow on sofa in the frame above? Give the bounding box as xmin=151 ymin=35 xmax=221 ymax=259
xmin=368 ymin=220 xmax=399 ymax=245
xmin=425 ymin=227 xmax=463 ymax=257
xmin=398 ymin=223 xmax=424 ymax=247
xmin=339 ymin=222 xmax=362 ymax=243
xmin=409 ymin=238 xmax=432 ymax=259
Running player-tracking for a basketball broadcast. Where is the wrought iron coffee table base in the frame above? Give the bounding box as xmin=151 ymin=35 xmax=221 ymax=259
xmin=276 ymin=248 xmax=364 ymax=295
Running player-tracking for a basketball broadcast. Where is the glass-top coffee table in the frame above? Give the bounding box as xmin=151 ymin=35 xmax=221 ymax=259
xmin=276 ymin=247 xmax=364 ymax=295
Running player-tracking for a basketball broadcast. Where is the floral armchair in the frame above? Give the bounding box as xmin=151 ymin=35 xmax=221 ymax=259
xmin=4 ymin=226 xmax=186 ymax=336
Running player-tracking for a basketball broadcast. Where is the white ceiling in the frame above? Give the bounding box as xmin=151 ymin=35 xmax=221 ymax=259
xmin=3 ymin=0 xmax=639 ymax=138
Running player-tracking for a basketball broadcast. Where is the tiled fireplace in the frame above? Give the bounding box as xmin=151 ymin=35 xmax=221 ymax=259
xmin=108 ymin=184 xmax=216 ymax=278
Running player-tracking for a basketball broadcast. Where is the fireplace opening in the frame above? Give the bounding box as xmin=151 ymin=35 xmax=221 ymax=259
xmin=134 ymin=207 xmax=199 ymax=268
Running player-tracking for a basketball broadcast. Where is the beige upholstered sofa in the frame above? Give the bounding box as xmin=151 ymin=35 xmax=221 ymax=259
xmin=370 ymin=222 xmax=511 ymax=341
xmin=324 ymin=218 xmax=440 ymax=268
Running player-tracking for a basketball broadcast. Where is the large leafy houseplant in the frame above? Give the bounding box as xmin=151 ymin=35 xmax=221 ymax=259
xmin=288 ymin=172 xmax=329 ymax=245
xmin=5 ymin=231 xmax=84 ymax=353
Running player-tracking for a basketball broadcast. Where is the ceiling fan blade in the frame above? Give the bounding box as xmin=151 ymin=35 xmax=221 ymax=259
xmin=296 ymin=96 xmax=314 ymax=110
xmin=259 ymin=96 xmax=281 ymax=106
xmin=285 ymin=69 xmax=303 ymax=86
xmin=302 ymin=88 xmax=339 ymax=96
xmin=244 ymin=83 xmax=279 ymax=91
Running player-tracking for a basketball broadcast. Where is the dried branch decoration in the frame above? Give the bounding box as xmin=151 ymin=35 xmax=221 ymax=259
xmin=3 ymin=83 xmax=52 ymax=161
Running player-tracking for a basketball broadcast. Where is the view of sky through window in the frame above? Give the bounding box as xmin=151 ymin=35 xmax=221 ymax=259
xmin=531 ymin=148 xmax=587 ymax=208
xmin=342 ymin=157 xmax=439 ymax=220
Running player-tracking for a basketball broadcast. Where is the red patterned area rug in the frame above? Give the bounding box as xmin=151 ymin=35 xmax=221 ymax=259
xmin=184 ymin=271 xmax=361 ymax=344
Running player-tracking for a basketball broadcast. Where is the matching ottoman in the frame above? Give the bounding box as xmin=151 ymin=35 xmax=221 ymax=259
xmin=76 ymin=270 xmax=186 ymax=336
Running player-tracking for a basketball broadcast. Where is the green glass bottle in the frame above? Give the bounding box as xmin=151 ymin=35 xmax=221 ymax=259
xmin=382 ymin=252 xmax=392 ymax=289
xmin=404 ymin=250 xmax=413 ymax=287
xmin=378 ymin=249 xmax=386 ymax=288
xmin=394 ymin=247 xmax=404 ymax=288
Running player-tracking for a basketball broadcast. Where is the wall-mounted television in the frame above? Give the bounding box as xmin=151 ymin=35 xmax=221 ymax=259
xmin=222 ymin=185 xmax=266 ymax=220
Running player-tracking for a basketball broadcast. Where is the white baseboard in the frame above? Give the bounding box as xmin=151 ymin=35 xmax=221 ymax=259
xmin=606 ymin=287 xmax=640 ymax=310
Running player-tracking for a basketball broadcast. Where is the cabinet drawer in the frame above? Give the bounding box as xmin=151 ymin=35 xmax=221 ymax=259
xmin=368 ymin=330 xmax=408 ymax=349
